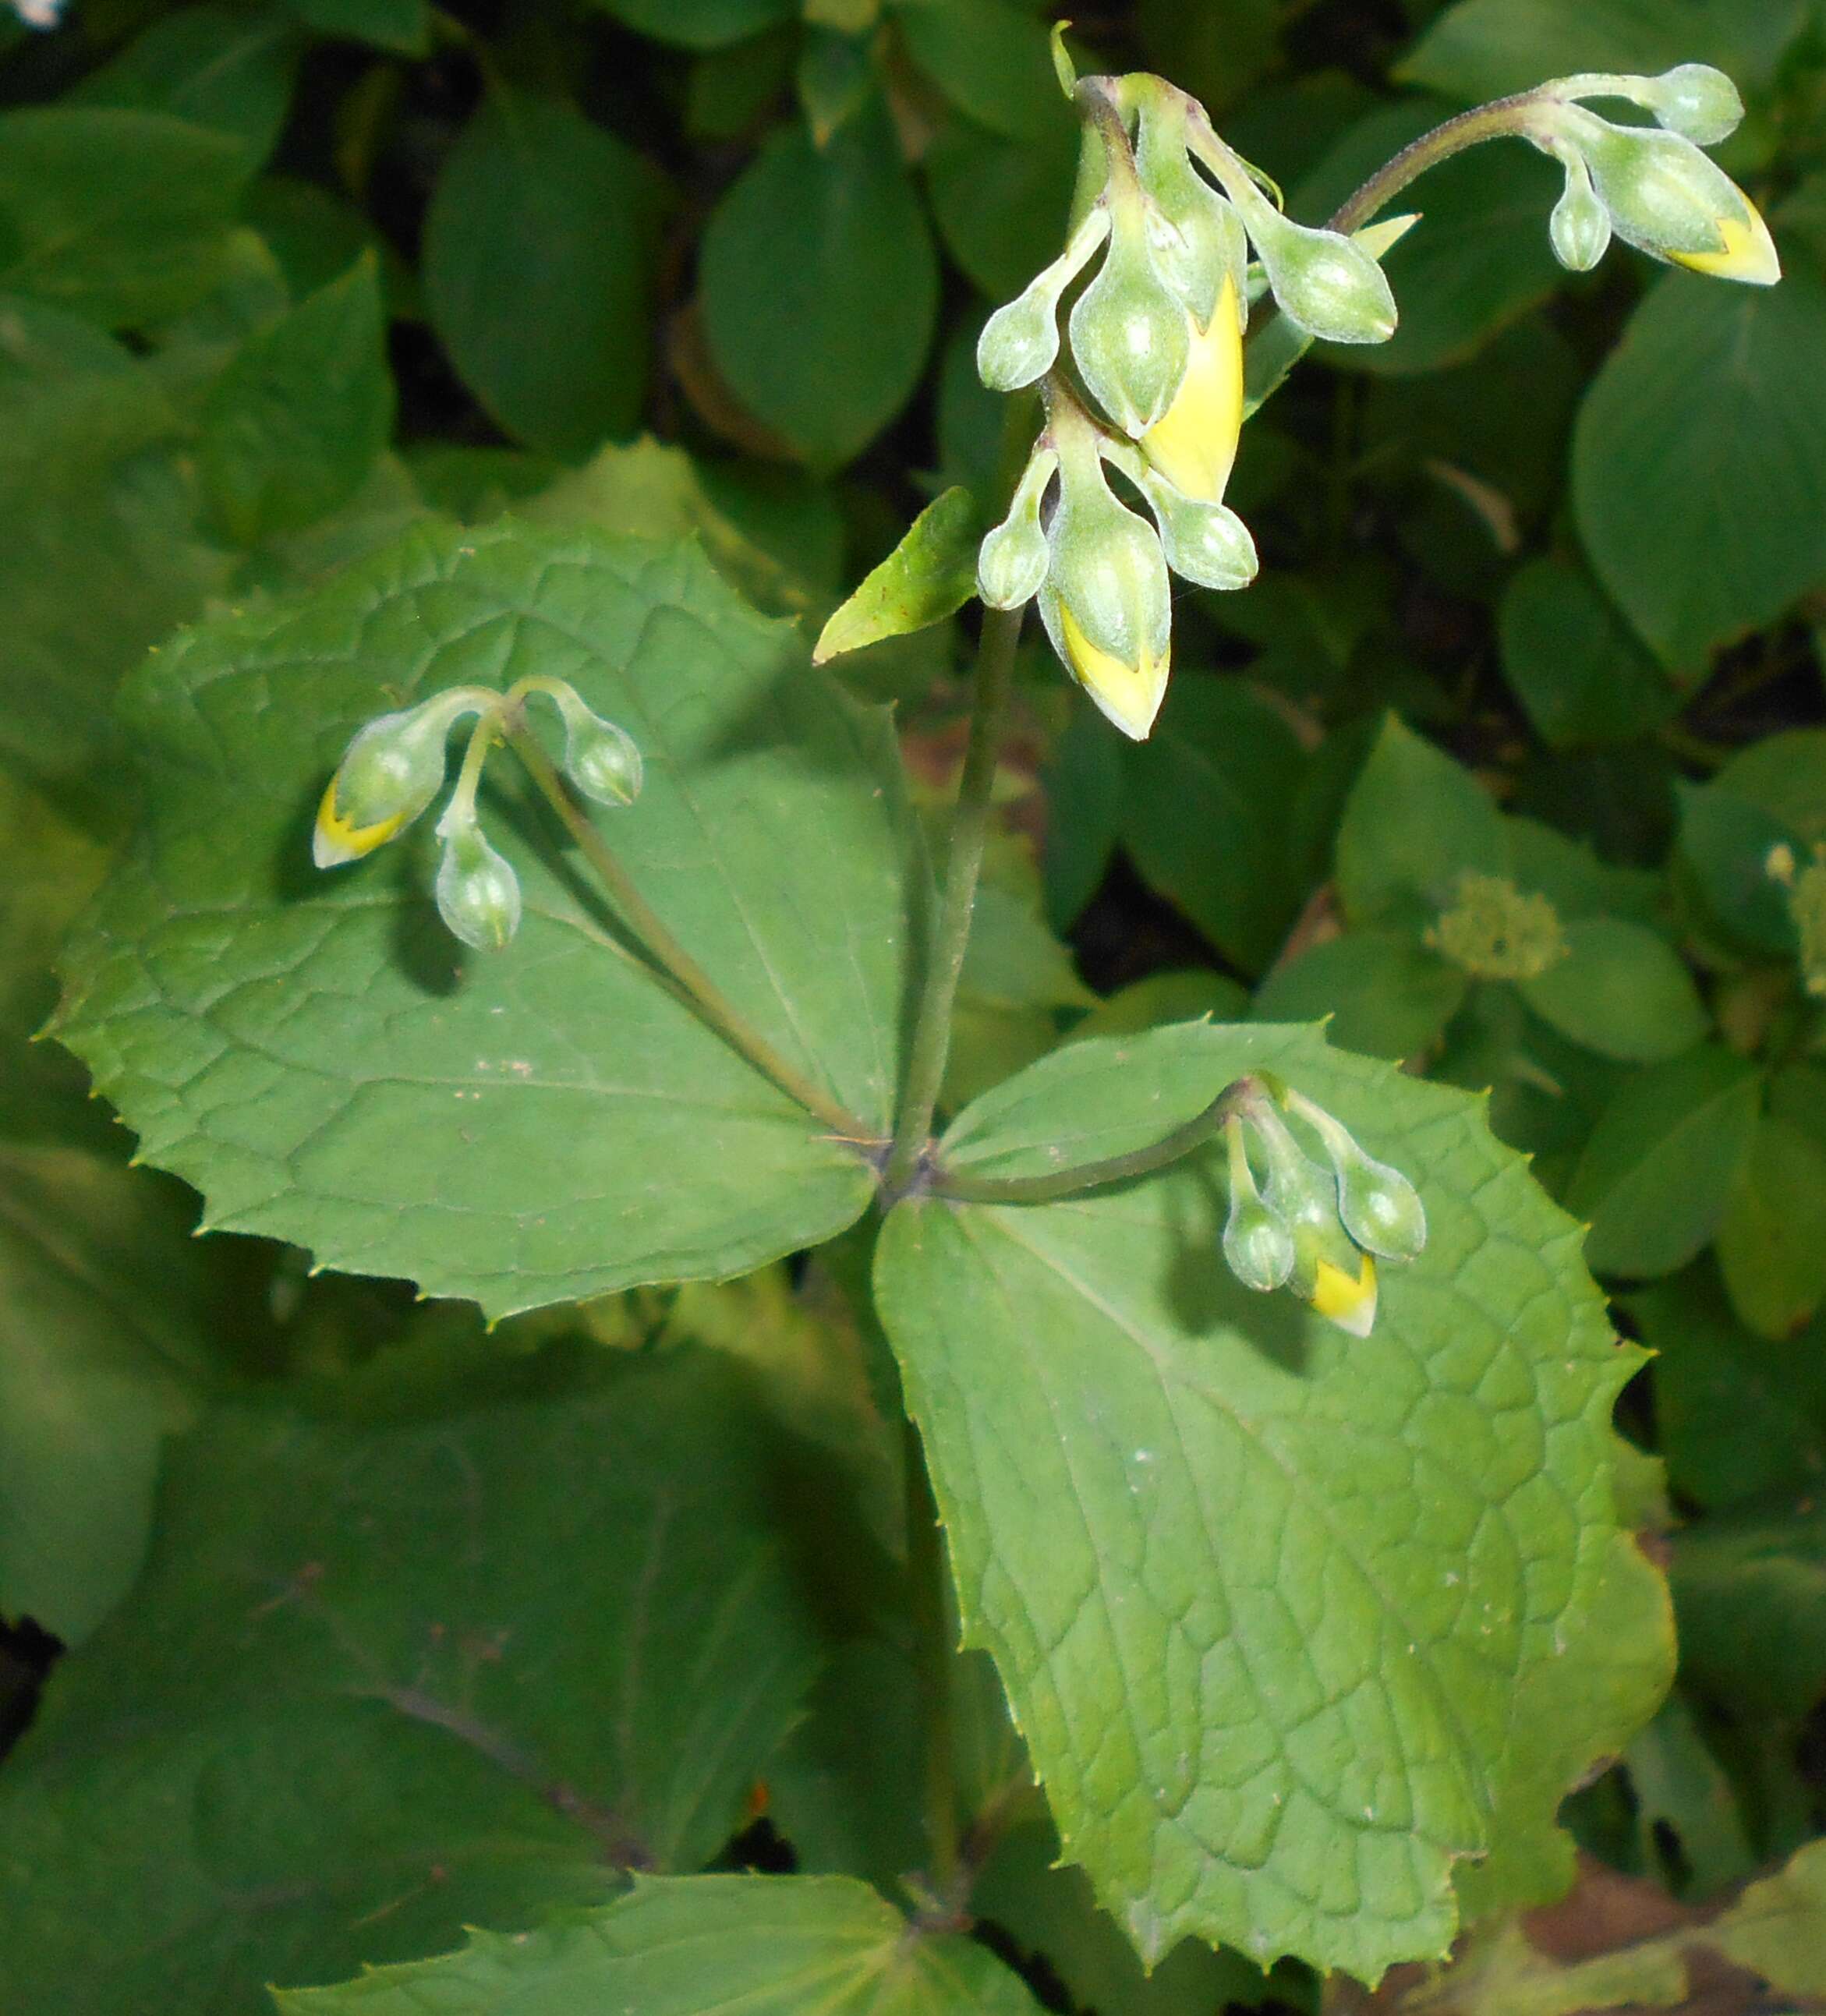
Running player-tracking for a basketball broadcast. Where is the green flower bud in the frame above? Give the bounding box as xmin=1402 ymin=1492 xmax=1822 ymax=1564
xmin=1289 ymin=1220 xmax=1378 ymax=1336
xmin=977 ymin=208 xmax=1111 ymax=394
xmin=976 ymin=446 xmax=1058 ymax=611
xmin=1221 ymin=1116 xmax=1294 ymax=1292
xmin=313 ymin=687 xmax=494 ymax=869
xmin=1134 ymin=97 xmax=1247 ymax=329
xmin=1038 ymin=433 xmax=1173 ymax=740
xmin=1642 ymin=63 xmax=1743 ymax=147
xmin=545 ymin=687 xmax=642 ymax=806
xmin=1284 ymin=1091 xmax=1428 ymax=1263
xmin=433 ymin=808 xmax=522 ymax=951
xmin=1132 ymin=459 xmax=1258 ymax=592
xmin=1067 ymin=202 xmax=1191 ymax=437
xmin=1549 ymin=152 xmax=1612 ymax=271
xmin=1559 ymin=107 xmax=1779 ymax=284
xmin=1238 ymin=199 xmax=1397 ymax=345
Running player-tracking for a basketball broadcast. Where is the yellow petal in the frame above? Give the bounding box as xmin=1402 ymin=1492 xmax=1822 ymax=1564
xmin=1671 ymin=203 xmax=1781 ymax=285
xmin=1059 ymin=603 xmax=1170 ymax=741
xmin=1309 ymin=1251 xmax=1378 ymax=1337
xmin=1140 ymin=273 xmax=1244 ymax=504
xmin=312 ymin=779 xmax=409 ymax=869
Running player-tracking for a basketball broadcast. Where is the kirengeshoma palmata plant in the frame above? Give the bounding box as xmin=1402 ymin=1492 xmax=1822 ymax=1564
xmin=50 ymin=19 xmax=1788 ymax=2000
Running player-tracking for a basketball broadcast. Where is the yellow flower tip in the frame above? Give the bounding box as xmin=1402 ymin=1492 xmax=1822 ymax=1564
xmin=1672 ymin=203 xmax=1781 ymax=285
xmin=312 ymin=779 xmax=408 ymax=869
xmin=1140 ymin=274 xmax=1244 ymax=505
xmin=1310 ymin=1251 xmax=1378 ymax=1337
xmin=1060 ymin=604 xmax=1170 ymax=741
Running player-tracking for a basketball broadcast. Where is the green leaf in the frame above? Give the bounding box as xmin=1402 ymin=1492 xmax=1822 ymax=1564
xmin=1070 ymin=970 xmax=1251 ymax=1045
xmin=1335 ymin=713 xmax=1509 ymax=932
xmin=0 ymin=1349 xmax=829 ymax=2012
xmin=244 ymin=175 xmax=390 ymax=305
xmin=1254 ymin=933 xmax=1467 ymax=1060
xmin=876 ymin=1022 xmax=1665 ymax=1979
xmin=73 ymin=5 xmax=301 ymax=163
xmin=1715 ymin=1115 xmax=1826 ymax=1340
xmin=200 ymin=253 xmax=393 ymax=544
xmin=0 ymin=299 xmax=232 ymax=794
xmin=1498 ymin=557 xmax=1679 ymax=749
xmin=281 ymin=0 xmax=430 ymax=54
xmin=275 ymin=1873 xmax=1042 ymax=2014
xmin=1715 ymin=726 xmax=1826 ymax=843
xmin=524 ymin=436 xmax=825 ymax=617
xmin=1572 ymin=269 xmax=1826 ymax=668
xmin=1566 ymin=1045 xmax=1763 ymax=1278
xmin=592 ymin=0 xmax=793 ymax=49
xmin=1397 ymin=0 xmax=1807 ymax=102
xmin=1517 ymin=919 xmax=1707 ymax=1064
xmin=1711 ymin=1836 xmax=1826 ymax=1992
xmin=892 ymin=0 xmax=1068 ymax=143
xmin=1121 ymin=679 xmax=1311 ymax=974
xmin=1672 ymin=1492 xmax=1826 ymax=1723
xmin=0 ymin=108 xmax=253 ymax=327
xmin=423 ymin=90 xmax=658 ymax=459
xmin=925 ymin=111 xmax=1077 ymax=301
xmin=814 ymin=487 xmax=981 ymax=662
xmin=54 ymin=521 xmax=922 ymax=1317
xmin=0 ymin=1142 xmax=212 ymax=1643
xmin=701 ymin=104 xmax=938 ymax=469
xmin=1299 ymin=103 xmax=1563 ymax=377
xmin=1676 ymin=779 xmax=1803 ymax=957
xmin=1631 ymin=1263 xmax=1826 ymax=1510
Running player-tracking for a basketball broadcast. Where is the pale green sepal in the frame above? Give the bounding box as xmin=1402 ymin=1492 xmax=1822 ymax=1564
xmin=814 ymin=486 xmax=983 ymax=660
xmin=978 ymin=207 xmax=1111 ymax=393
xmin=1286 ymin=1091 xmax=1428 ymax=1262
xmin=1067 ymin=207 xmax=1191 ymax=436
xmin=433 ymin=808 xmax=522 ymax=950
xmin=1134 ymin=97 xmax=1247 ymax=328
xmin=976 ymin=449 xmax=1057 ymax=611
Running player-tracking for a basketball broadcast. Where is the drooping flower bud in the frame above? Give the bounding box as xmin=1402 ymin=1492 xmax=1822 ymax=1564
xmin=539 ymin=685 xmax=642 ymax=806
xmin=1133 ymin=93 xmax=1247 ymax=330
xmin=1548 ymin=151 xmax=1612 ymax=271
xmin=1248 ymin=1097 xmax=1382 ymax=1335
xmin=1221 ymin=1116 xmax=1295 ymax=1292
xmin=1640 ymin=63 xmax=1744 ymax=147
xmin=1138 ymin=273 xmax=1245 ymax=505
xmin=1555 ymin=107 xmax=1779 ymax=285
xmin=433 ymin=807 xmax=522 ymax=951
xmin=1038 ymin=429 xmax=1173 ymax=740
xmin=313 ymin=688 xmax=494 ymax=869
xmin=1067 ymin=200 xmax=1192 ymax=437
xmin=977 ymin=207 xmax=1112 ymax=394
xmin=1284 ymin=1091 xmax=1428 ymax=1263
xmin=977 ymin=446 xmax=1059 ymax=610
xmin=1140 ymin=472 xmax=1258 ymax=592
xmin=1230 ymin=189 xmax=1397 ymax=345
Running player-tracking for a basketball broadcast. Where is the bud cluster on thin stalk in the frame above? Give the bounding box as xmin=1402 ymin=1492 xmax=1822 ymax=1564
xmin=1525 ymin=64 xmax=1779 ymax=282
xmin=974 ymin=56 xmax=1401 ymax=741
xmin=1219 ymin=1078 xmax=1427 ymax=1336
xmin=968 ymin=44 xmax=1778 ymax=749
xmin=313 ymin=675 xmax=642 ymax=951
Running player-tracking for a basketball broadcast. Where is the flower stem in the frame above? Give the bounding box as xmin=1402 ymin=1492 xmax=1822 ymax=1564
xmin=905 ymin=1414 xmax=961 ymax=1905
xmin=504 ymin=721 xmax=869 ymax=1141
xmin=881 ymin=603 xmax=1026 ymax=1198
xmin=1326 ymin=91 xmax=1552 ymax=235
xmin=932 ymin=1077 xmax=1263 ymax=1206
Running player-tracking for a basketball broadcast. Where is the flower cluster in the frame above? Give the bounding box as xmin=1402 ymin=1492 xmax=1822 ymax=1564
xmin=975 ymin=69 xmax=1399 ymax=741
xmin=313 ymin=677 xmax=642 ymax=950
xmin=1531 ymin=65 xmax=1779 ymax=285
xmin=1218 ymin=1079 xmax=1428 ymax=1335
